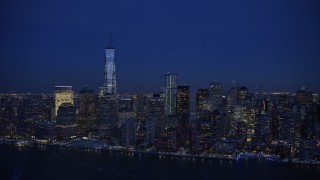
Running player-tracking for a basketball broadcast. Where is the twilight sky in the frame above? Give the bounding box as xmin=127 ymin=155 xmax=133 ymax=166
xmin=1 ymin=0 xmax=320 ymax=93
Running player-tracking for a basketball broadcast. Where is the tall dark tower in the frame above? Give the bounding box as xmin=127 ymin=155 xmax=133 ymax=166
xmin=196 ymin=89 xmax=209 ymax=111
xmin=176 ymin=85 xmax=190 ymax=148
xmin=210 ymin=82 xmax=223 ymax=110
xmin=77 ymin=87 xmax=97 ymax=137
xmin=177 ymin=86 xmax=190 ymax=116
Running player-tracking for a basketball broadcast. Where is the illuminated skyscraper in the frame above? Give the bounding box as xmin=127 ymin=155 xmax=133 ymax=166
xmin=163 ymin=73 xmax=177 ymax=116
xmin=98 ymin=35 xmax=119 ymax=138
xmin=100 ymin=33 xmax=117 ymax=96
xmin=162 ymin=73 xmax=178 ymax=148
xmin=54 ymin=86 xmax=74 ymax=117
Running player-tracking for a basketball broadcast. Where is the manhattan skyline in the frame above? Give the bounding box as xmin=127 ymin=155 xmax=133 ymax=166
xmin=1 ymin=0 xmax=320 ymax=93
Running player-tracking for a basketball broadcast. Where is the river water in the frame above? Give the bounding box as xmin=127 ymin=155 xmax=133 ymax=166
xmin=1 ymin=144 xmax=319 ymax=179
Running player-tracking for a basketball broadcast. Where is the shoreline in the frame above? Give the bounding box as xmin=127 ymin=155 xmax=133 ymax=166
xmin=1 ymin=138 xmax=320 ymax=166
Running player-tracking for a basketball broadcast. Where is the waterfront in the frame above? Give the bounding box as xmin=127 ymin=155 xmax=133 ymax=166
xmin=1 ymin=144 xmax=319 ymax=180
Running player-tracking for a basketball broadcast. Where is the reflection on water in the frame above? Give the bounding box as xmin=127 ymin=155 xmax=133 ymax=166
xmin=12 ymin=153 xmax=27 ymax=180
xmin=0 ymin=144 xmax=319 ymax=179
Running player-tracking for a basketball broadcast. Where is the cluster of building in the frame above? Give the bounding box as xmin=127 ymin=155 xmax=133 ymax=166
xmin=1 ymin=40 xmax=320 ymax=163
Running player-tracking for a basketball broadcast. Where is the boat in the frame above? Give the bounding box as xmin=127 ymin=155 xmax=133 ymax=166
xmin=15 ymin=140 xmax=32 ymax=147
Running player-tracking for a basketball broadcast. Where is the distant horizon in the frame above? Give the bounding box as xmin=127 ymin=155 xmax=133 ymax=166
xmin=0 ymin=82 xmax=317 ymax=95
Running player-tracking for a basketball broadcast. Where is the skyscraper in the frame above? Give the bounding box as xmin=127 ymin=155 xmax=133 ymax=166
xmin=176 ymin=85 xmax=190 ymax=148
xmin=210 ymin=82 xmax=223 ymax=109
xmin=254 ymin=114 xmax=271 ymax=142
xmin=238 ymin=86 xmax=249 ymax=103
xmin=177 ymin=86 xmax=190 ymax=116
xmin=56 ymin=103 xmax=77 ymax=140
xmin=196 ymin=89 xmax=209 ymax=111
xmin=147 ymin=94 xmax=164 ymax=140
xmin=54 ymin=86 xmax=74 ymax=117
xmin=136 ymin=94 xmax=148 ymax=144
xmin=100 ymin=33 xmax=117 ymax=96
xmin=120 ymin=117 xmax=136 ymax=148
xmin=98 ymin=35 xmax=119 ymax=138
xmin=35 ymin=120 xmax=56 ymax=143
xmin=296 ymin=87 xmax=313 ymax=105
xmin=278 ymin=112 xmax=300 ymax=141
xmin=163 ymin=73 xmax=177 ymax=116
xmin=77 ymin=87 xmax=97 ymax=137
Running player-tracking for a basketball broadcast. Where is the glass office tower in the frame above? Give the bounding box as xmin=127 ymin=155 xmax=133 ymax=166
xmin=101 ymin=47 xmax=117 ymax=96
xmin=163 ymin=72 xmax=177 ymax=116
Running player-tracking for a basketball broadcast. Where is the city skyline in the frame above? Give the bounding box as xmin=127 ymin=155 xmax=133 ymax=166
xmin=1 ymin=0 xmax=320 ymax=93
xmin=1 ymin=1 xmax=320 ymax=179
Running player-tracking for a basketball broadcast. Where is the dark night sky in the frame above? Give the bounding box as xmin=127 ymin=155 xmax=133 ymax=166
xmin=1 ymin=0 xmax=320 ymax=93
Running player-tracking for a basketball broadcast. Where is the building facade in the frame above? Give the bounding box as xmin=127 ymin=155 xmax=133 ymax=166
xmin=77 ymin=87 xmax=97 ymax=137
xmin=56 ymin=103 xmax=77 ymax=140
xmin=54 ymin=86 xmax=74 ymax=117
xmin=210 ymin=82 xmax=223 ymax=109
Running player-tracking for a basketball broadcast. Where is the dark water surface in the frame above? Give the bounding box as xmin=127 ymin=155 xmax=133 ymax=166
xmin=0 ymin=144 xmax=319 ymax=180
